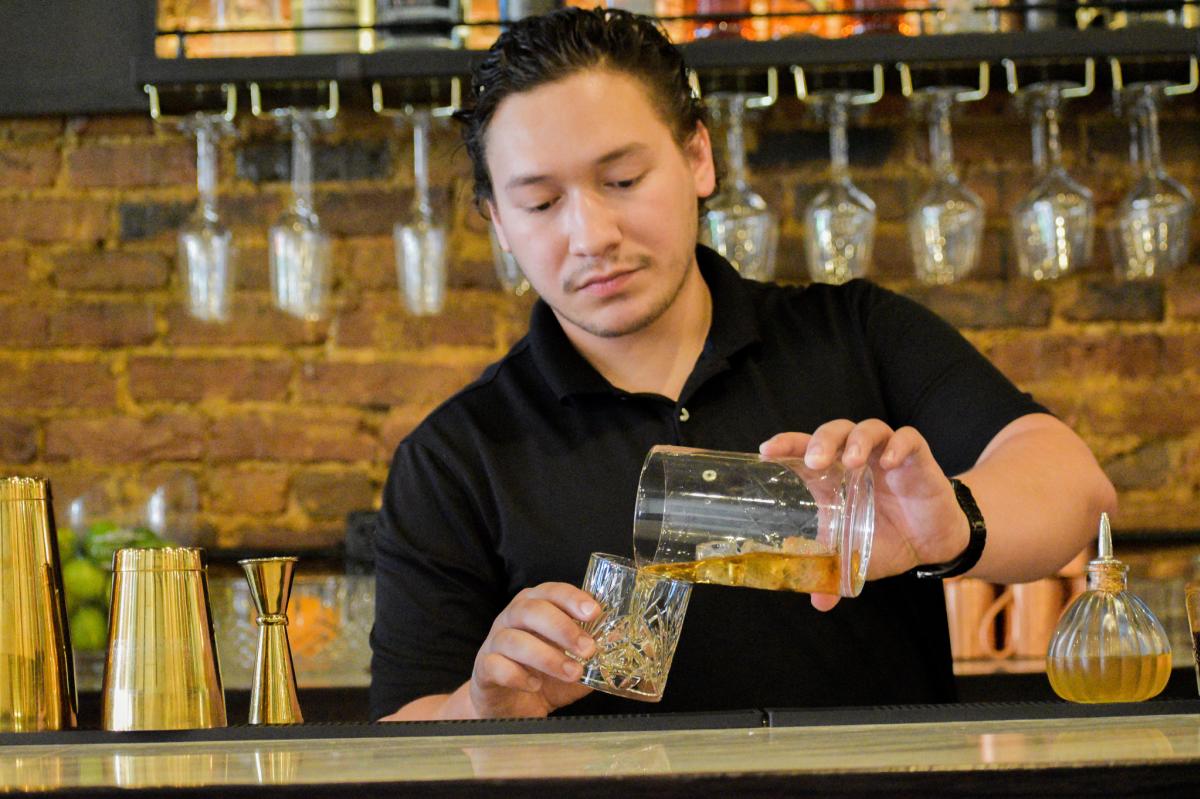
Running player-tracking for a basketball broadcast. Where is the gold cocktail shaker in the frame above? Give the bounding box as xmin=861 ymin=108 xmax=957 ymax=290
xmin=240 ymin=556 xmax=303 ymax=725
xmin=102 ymin=547 xmax=227 ymax=731
xmin=0 ymin=476 xmax=77 ymax=732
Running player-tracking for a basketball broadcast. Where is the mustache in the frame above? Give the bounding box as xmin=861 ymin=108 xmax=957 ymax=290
xmin=562 ymin=255 xmax=652 ymax=292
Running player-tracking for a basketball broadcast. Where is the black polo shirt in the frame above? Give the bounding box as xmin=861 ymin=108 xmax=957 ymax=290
xmin=369 ymin=246 xmax=1045 ymax=721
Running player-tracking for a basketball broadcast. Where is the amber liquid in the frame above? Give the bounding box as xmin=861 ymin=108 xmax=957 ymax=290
xmin=1046 ymin=651 xmax=1173 ymax=703
xmin=643 ymin=550 xmax=853 ymax=595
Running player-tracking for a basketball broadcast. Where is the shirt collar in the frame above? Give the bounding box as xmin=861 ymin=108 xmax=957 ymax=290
xmin=527 ymin=244 xmax=763 ymax=402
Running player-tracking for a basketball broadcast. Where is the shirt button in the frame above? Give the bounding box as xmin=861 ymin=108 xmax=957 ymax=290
xmin=679 ymin=407 xmax=690 ymax=422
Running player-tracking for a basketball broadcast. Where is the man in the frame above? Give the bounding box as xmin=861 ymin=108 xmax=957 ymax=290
xmin=369 ymin=8 xmax=1116 ymax=722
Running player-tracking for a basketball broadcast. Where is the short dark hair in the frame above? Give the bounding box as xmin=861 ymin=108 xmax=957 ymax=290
xmin=455 ymin=7 xmax=707 ymax=210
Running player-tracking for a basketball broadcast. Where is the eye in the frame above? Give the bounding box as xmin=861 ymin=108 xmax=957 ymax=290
xmin=608 ymin=174 xmax=643 ymax=189
xmin=526 ymin=197 xmax=557 ymax=214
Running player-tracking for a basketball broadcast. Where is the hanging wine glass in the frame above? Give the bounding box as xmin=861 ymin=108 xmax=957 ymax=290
xmin=396 ymin=109 xmax=448 ymax=316
xmin=1110 ymin=81 xmax=1194 ymax=280
xmin=803 ymin=90 xmax=876 ymax=284
xmin=1010 ymin=82 xmax=1094 ymax=281
xmin=178 ymin=108 xmax=237 ymax=322
xmin=903 ymin=65 xmax=988 ymax=285
xmin=490 ymin=223 xmax=530 ymax=296
xmin=700 ymin=92 xmax=779 ymax=282
xmin=268 ymin=109 xmax=333 ymax=321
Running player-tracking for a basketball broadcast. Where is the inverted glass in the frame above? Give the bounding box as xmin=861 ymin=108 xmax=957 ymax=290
xmin=632 ymin=445 xmax=874 ymax=598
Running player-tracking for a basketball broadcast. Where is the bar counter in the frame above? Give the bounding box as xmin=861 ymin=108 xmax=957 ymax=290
xmin=3 ymin=700 xmax=1199 ymax=797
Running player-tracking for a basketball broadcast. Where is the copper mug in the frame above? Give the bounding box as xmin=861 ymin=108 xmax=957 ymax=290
xmin=943 ymin=577 xmax=1005 ymax=660
xmin=980 ymin=577 xmax=1067 ymax=660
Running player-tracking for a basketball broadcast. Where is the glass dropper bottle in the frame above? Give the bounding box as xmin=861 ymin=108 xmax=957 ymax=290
xmin=1046 ymin=512 xmax=1172 ymax=703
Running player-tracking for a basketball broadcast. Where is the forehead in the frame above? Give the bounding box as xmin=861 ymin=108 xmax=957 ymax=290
xmin=484 ymin=69 xmax=676 ymax=175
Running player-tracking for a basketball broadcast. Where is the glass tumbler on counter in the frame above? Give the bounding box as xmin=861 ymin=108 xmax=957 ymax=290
xmin=576 ymin=552 xmax=692 ymax=702
xmin=632 ymin=445 xmax=874 ymax=598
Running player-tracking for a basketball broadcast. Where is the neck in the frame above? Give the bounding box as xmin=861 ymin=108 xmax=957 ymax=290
xmin=560 ymin=261 xmax=711 ymax=402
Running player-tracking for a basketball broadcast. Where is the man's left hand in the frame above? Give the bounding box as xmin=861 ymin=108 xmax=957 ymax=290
xmin=760 ymin=419 xmax=969 ymax=612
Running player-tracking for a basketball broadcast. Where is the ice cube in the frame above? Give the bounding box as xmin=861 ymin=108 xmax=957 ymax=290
xmin=696 ymin=540 xmax=738 ymax=560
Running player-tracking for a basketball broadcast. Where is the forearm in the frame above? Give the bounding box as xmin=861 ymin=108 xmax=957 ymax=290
xmin=958 ymin=414 xmax=1116 ymax=584
xmin=380 ymin=682 xmax=479 ymax=722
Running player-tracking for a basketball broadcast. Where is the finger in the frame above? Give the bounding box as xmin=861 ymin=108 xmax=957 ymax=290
xmin=501 ymin=595 xmax=597 ymax=658
xmin=509 ymin=582 xmax=600 ymax=622
xmin=489 ymin=627 xmax=587 ymax=683
xmin=841 ymin=419 xmax=896 ymax=469
xmin=475 ymin=651 xmax=543 ymax=694
xmin=804 ymin=420 xmax=856 ymax=470
xmin=878 ymin=426 xmax=928 ymax=471
xmin=759 ymin=432 xmax=812 ymax=460
xmin=810 ymin=592 xmax=841 ymax=612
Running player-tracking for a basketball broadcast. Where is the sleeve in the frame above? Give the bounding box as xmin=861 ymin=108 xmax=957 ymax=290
xmin=368 ymin=437 xmax=508 ymax=720
xmin=854 ymin=281 xmax=1049 ymax=477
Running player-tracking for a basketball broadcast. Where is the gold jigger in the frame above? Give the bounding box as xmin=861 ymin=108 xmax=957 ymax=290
xmin=240 ymin=556 xmax=303 ymax=725
xmin=0 ymin=476 xmax=77 ymax=732
xmin=102 ymin=547 xmax=226 ymax=731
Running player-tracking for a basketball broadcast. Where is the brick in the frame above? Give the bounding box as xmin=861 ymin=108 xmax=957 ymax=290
xmin=1084 ymin=386 xmax=1200 ymax=437
xmin=1162 ymin=334 xmax=1200 ymax=376
xmin=0 ymin=146 xmax=60 ymax=188
xmin=339 ymin=237 xmax=397 ymax=291
xmin=209 ymin=412 xmax=379 ymax=462
xmin=0 ymin=198 xmax=109 ymax=243
xmin=856 ymin=175 xmax=916 ymax=223
xmin=47 ymin=302 xmax=156 ymax=347
xmin=70 ymin=116 xmax=154 ymax=138
xmin=235 ymin=140 xmax=391 ymax=184
xmin=0 ymin=360 xmax=115 ymax=408
xmin=207 ymin=467 xmax=289 ymax=515
xmin=1106 ymin=494 xmax=1200 ymax=531
xmin=66 ymin=142 xmax=195 ymax=188
xmin=221 ymin=523 xmax=344 ymax=551
xmin=129 ymin=357 xmax=292 ymax=403
xmin=44 ymin=413 xmax=206 ymax=462
xmin=292 ymin=470 xmax=376 ymax=519
xmin=379 ymin=406 xmax=429 ymax=451
xmin=333 ymin=292 xmax=497 ymax=350
xmin=0 ymin=417 xmax=37 ymax=463
xmin=0 ymin=249 xmax=29 ymax=292
xmin=870 ymin=225 xmax=910 ymax=279
xmin=987 ymin=333 xmax=1164 ymax=384
xmin=47 ymin=250 xmax=170 ymax=291
xmin=1168 ymin=278 xmax=1200 ymax=320
xmin=315 ymin=189 xmax=411 ymax=237
xmin=1102 ymin=442 xmax=1173 ymax=492
xmin=0 ymin=119 xmax=63 ymax=143
xmin=296 ymin=361 xmax=481 ymax=407
xmin=903 ymin=282 xmax=1053 ymax=329
xmin=233 ymin=244 xmax=271 ymax=290
xmin=165 ymin=298 xmax=327 ymax=347
xmin=1059 ymin=277 xmax=1164 ymax=323
xmin=0 ymin=304 xmax=50 ymax=346
xmin=116 ymin=200 xmax=189 ymax=241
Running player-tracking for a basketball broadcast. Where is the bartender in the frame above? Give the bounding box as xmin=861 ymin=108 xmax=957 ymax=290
xmin=368 ymin=7 xmax=1116 ymax=721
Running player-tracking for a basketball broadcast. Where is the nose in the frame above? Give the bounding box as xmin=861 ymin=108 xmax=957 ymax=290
xmin=564 ymin=188 xmax=621 ymax=260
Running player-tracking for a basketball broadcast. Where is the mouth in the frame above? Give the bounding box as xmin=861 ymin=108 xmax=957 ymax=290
xmin=573 ymin=267 xmax=640 ymax=296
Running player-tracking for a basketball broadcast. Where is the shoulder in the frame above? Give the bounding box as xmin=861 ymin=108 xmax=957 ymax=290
xmin=746 ymin=277 xmax=905 ymax=330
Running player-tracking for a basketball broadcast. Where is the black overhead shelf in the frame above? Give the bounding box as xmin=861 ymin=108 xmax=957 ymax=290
xmin=135 ymin=25 xmax=1200 ymax=91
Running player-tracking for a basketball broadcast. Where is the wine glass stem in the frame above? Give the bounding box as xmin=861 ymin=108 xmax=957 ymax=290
xmin=927 ymin=96 xmax=957 ymax=181
xmin=413 ymin=111 xmax=433 ymax=219
xmin=290 ymin=115 xmax=315 ymax=218
xmin=1137 ymin=93 xmax=1164 ymax=176
xmin=195 ymin=121 xmax=219 ymax=223
xmin=828 ymin=98 xmax=850 ymax=182
xmin=1032 ymin=97 xmax=1064 ymax=174
xmin=725 ymin=97 xmax=749 ymax=191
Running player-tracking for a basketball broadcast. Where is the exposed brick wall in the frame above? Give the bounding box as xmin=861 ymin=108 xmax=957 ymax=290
xmin=0 ymin=90 xmax=1197 ymax=553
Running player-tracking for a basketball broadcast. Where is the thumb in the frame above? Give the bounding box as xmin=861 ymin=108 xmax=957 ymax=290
xmin=809 ymin=592 xmax=840 ymax=612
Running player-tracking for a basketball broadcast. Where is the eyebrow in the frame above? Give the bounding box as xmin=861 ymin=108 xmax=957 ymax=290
xmin=502 ymin=143 xmax=649 ymax=192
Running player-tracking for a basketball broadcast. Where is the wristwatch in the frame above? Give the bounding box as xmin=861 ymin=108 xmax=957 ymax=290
xmin=913 ymin=477 xmax=987 ymax=580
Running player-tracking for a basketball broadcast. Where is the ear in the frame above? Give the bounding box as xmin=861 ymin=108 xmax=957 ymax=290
xmin=486 ymin=199 xmax=512 ymax=252
xmin=683 ymin=121 xmax=717 ymax=200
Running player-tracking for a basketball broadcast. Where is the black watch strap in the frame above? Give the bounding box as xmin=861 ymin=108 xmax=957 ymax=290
xmin=914 ymin=477 xmax=987 ymax=580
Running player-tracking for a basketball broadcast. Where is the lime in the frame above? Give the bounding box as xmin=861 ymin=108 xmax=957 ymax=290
xmin=56 ymin=525 xmax=77 ymax=558
xmin=62 ymin=557 xmax=109 ymax=604
xmin=132 ymin=527 xmax=168 ymax=548
xmin=83 ymin=527 xmax=142 ymax=565
xmin=69 ymin=605 xmax=108 ymax=652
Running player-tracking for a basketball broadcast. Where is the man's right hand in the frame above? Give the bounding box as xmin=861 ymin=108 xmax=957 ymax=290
xmin=467 ymin=582 xmax=600 ymax=718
